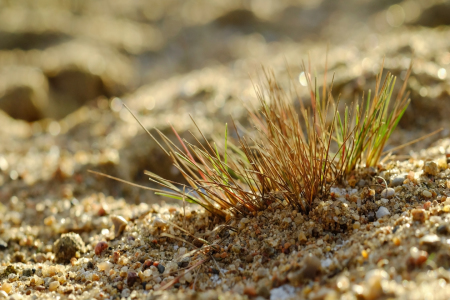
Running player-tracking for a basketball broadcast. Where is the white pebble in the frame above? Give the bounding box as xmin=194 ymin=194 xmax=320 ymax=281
xmin=97 ymin=261 xmax=113 ymax=273
xmin=153 ymin=217 xmax=167 ymax=228
xmin=422 ymin=190 xmax=432 ymax=198
xmin=376 ymin=207 xmax=390 ymax=219
xmin=381 ymin=188 xmax=395 ymax=198
xmin=49 ymin=281 xmax=60 ymax=291
xmin=240 ymin=218 xmax=250 ymax=224
xmin=121 ymin=288 xmax=131 ymax=298
xmin=364 ymin=269 xmax=389 ymax=299
xmin=321 ymin=258 xmax=333 ymax=268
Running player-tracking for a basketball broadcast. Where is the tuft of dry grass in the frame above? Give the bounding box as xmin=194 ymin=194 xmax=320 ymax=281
xmin=92 ymin=60 xmax=412 ymax=219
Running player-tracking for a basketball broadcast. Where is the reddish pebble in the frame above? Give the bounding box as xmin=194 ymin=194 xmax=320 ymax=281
xmin=95 ymin=241 xmax=108 ymax=255
xmin=416 ymin=252 xmax=428 ymax=265
xmin=423 ymin=201 xmax=432 ymax=210
xmin=98 ymin=206 xmax=106 ymax=216
xmin=113 ymin=251 xmax=120 ymax=263
xmin=143 ymin=259 xmax=153 ymax=270
xmin=243 ymin=286 xmax=257 ymax=297
xmin=153 ymin=261 xmax=159 ymax=267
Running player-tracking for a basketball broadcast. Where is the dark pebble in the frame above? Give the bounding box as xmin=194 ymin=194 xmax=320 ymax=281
xmin=368 ymin=216 xmax=375 ymax=222
xmin=12 ymin=252 xmax=26 ymax=263
xmin=127 ymin=271 xmax=138 ymax=287
xmin=53 ymin=232 xmax=86 ymax=264
xmin=437 ymin=224 xmax=449 ymax=235
xmin=23 ymin=269 xmax=33 ymax=277
xmin=157 ymin=264 xmax=165 ymax=274
xmin=177 ymin=261 xmax=189 ymax=268
xmin=393 ymin=225 xmax=399 ymax=233
xmin=174 ymin=283 xmax=181 ymax=288
xmin=0 ymin=238 xmax=7 ymax=250
xmin=211 ymin=268 xmax=220 ymax=275
xmin=87 ymin=261 xmax=94 ymax=269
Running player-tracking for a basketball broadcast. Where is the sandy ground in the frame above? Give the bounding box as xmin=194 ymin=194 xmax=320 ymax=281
xmin=2 ymin=0 xmax=450 ymax=299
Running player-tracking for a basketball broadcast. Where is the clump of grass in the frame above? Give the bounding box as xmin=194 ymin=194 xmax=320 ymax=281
xmin=93 ymin=60 xmax=412 ymax=219
xmin=333 ymin=62 xmax=412 ymax=174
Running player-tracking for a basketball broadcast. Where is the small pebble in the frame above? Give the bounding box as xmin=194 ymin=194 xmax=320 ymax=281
xmin=95 ymin=241 xmax=108 ymax=255
xmin=420 ymin=234 xmax=440 ymax=247
xmin=53 ymin=232 xmax=86 ymax=264
xmin=0 ymin=283 xmax=12 ymax=294
xmin=111 ymin=215 xmax=128 ymax=238
xmin=184 ymin=272 xmax=193 ymax=283
xmin=298 ymin=231 xmax=307 ymax=243
xmin=243 ymin=286 xmax=257 ymax=297
xmin=381 ymin=188 xmax=395 ymax=198
xmin=122 ymin=288 xmax=131 ymax=298
xmin=287 ymin=254 xmax=321 ymax=285
xmin=98 ymin=261 xmax=113 ymax=273
xmin=35 ymin=253 xmax=45 ymax=263
xmin=390 ymin=176 xmax=405 ymax=187
xmin=127 ymin=272 xmax=138 ymax=287
xmin=423 ymin=161 xmax=438 ymax=176
xmin=422 ymin=190 xmax=432 ymax=198
xmin=0 ymin=290 xmax=8 ymax=298
xmin=437 ymin=224 xmax=449 ymax=235
xmin=0 ymin=239 xmax=7 ymax=250
xmin=113 ymin=251 xmax=120 ymax=263
xmin=376 ymin=207 xmax=390 ymax=219
xmin=157 ymin=264 xmax=165 ymax=274
xmin=364 ymin=269 xmax=389 ymax=300
xmin=336 ymin=275 xmax=350 ymax=291
xmin=142 ymin=259 xmax=153 ymax=270
xmin=411 ymin=209 xmax=426 ymax=223
xmin=152 ymin=217 xmax=167 ymax=229
xmin=231 ymin=244 xmax=241 ymax=253
xmin=49 ymin=281 xmax=60 ymax=291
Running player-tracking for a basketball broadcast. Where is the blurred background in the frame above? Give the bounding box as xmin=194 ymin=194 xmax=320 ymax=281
xmin=1 ymin=0 xmax=450 ymax=205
